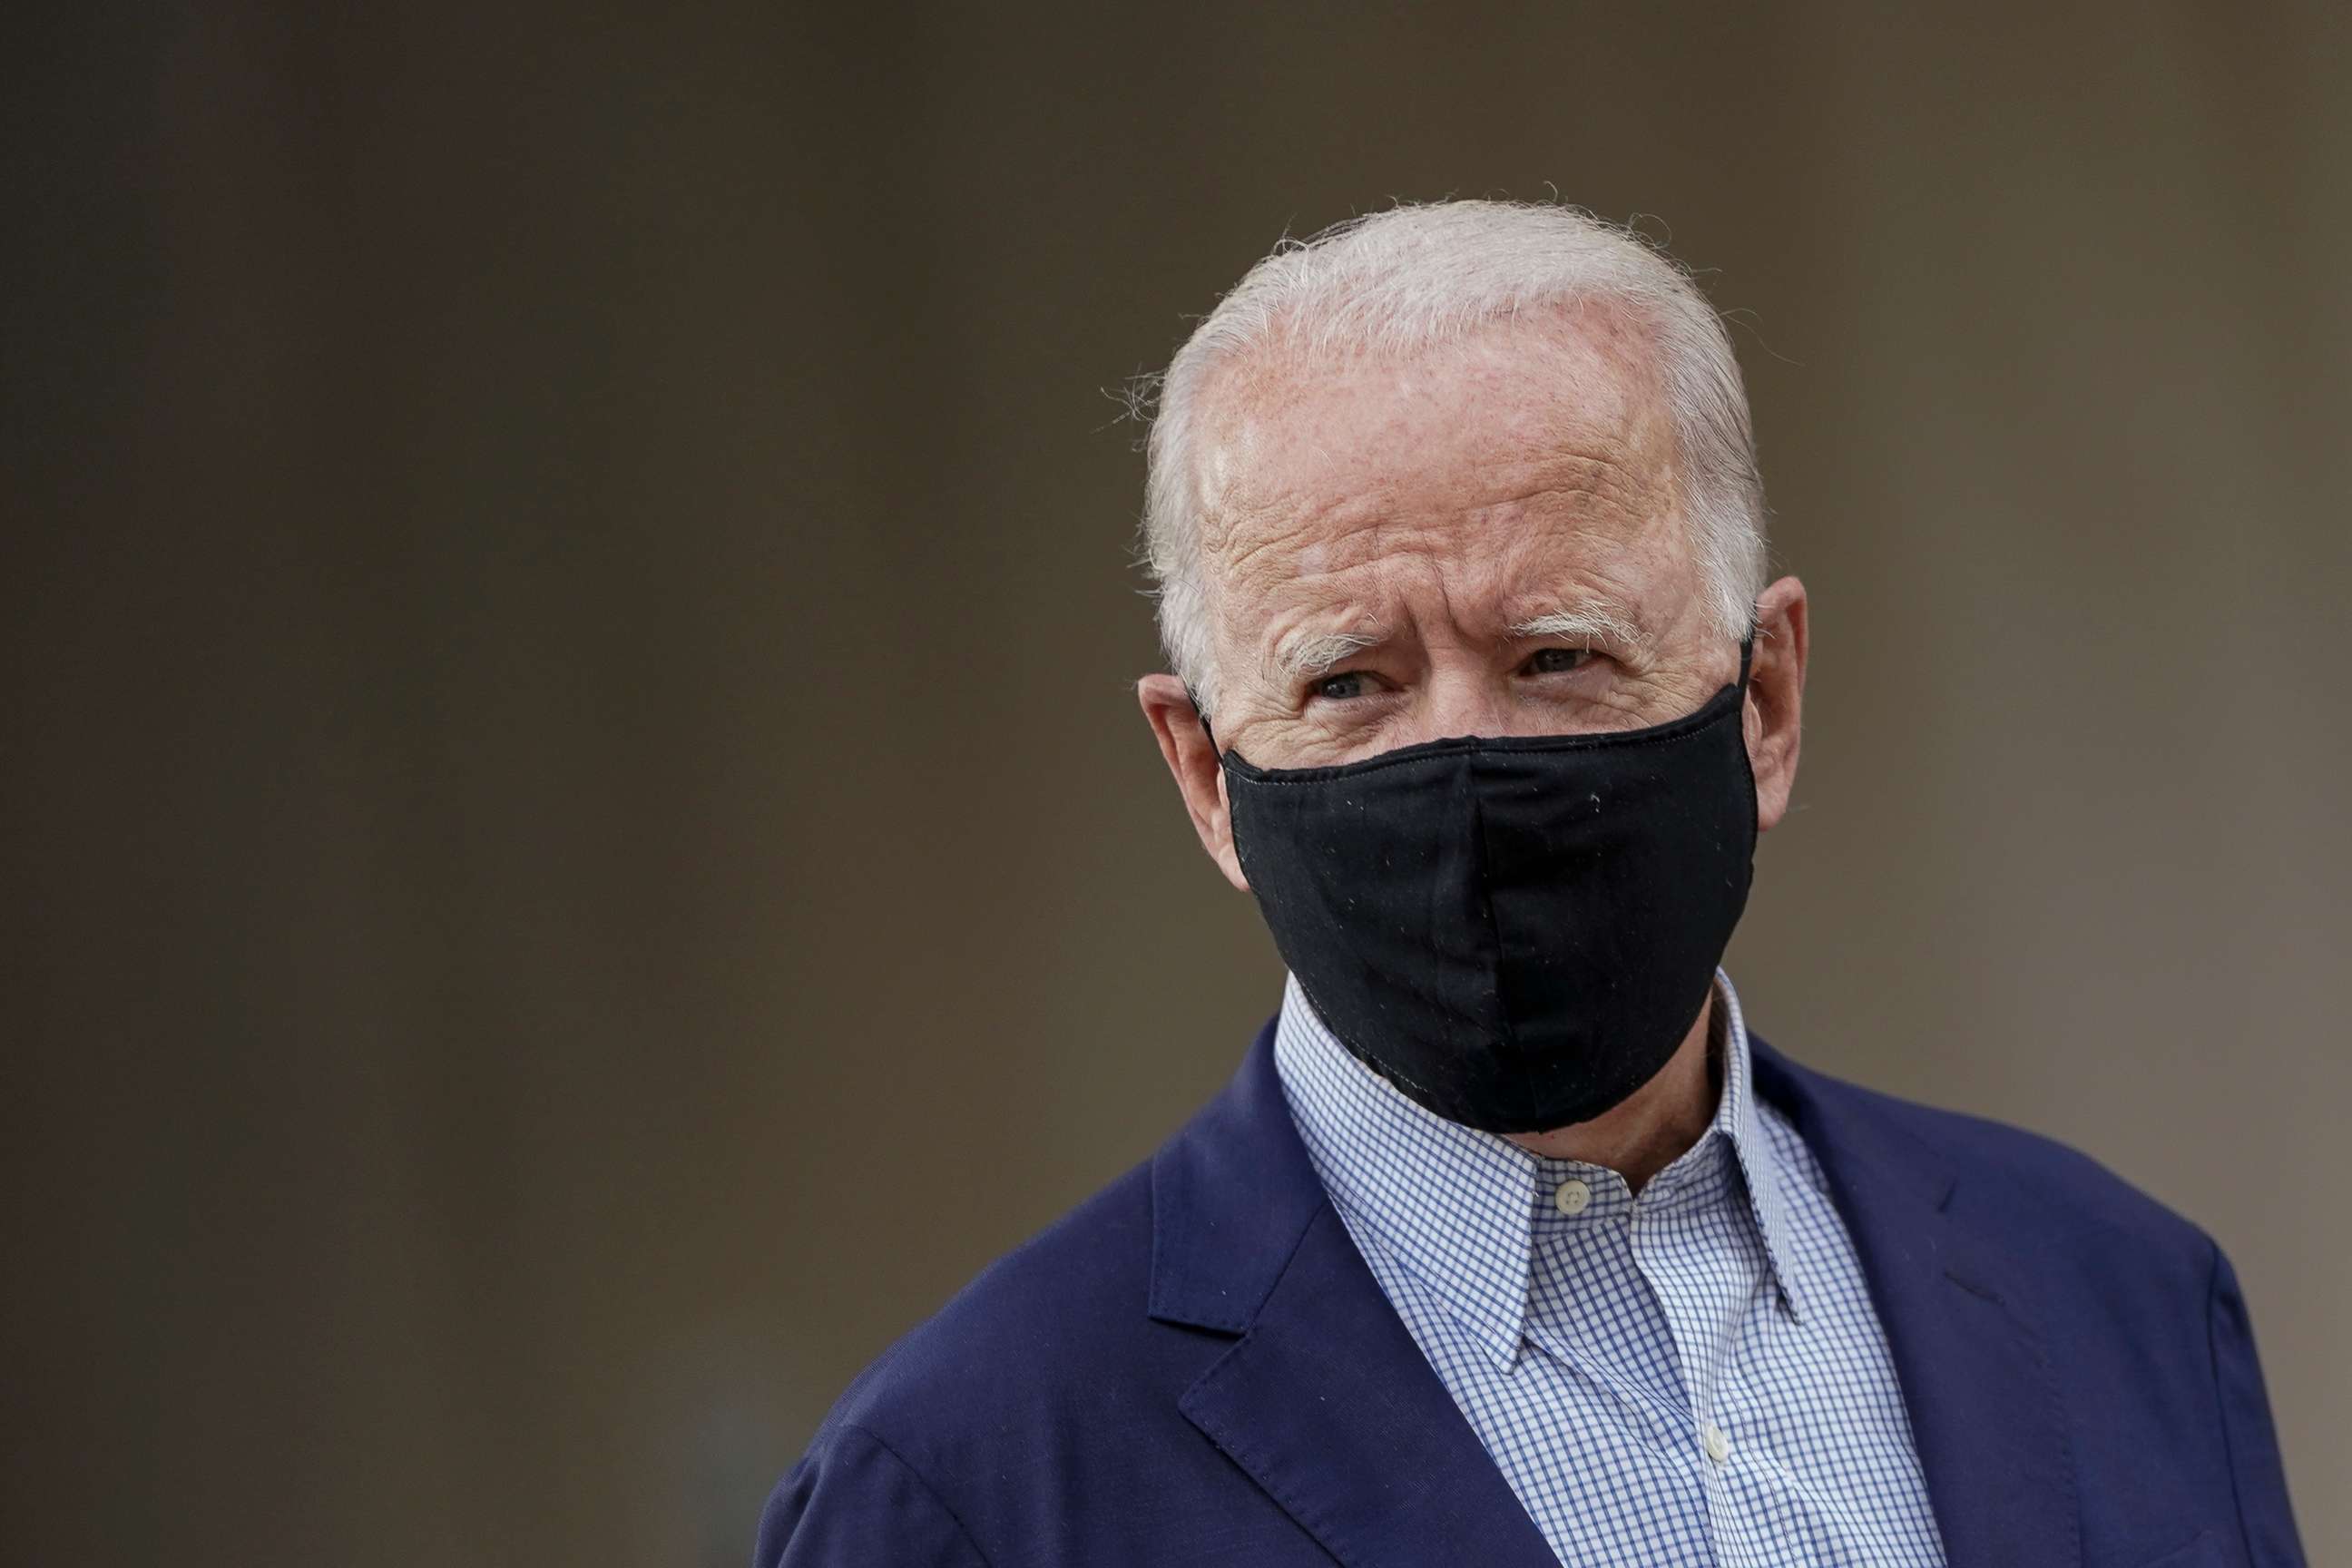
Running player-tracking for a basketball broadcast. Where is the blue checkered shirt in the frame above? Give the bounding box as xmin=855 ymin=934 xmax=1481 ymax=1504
xmin=1273 ymin=970 xmax=1949 ymax=1568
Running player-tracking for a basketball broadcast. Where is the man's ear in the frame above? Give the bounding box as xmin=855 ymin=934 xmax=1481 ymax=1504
xmin=1745 ymin=575 xmax=1808 ymax=834
xmin=1137 ymin=674 xmax=1250 ymax=892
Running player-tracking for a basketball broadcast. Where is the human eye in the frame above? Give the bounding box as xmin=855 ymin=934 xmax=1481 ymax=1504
xmin=1520 ymin=646 xmax=1592 ymax=676
xmin=1313 ymin=670 xmax=1374 ymax=701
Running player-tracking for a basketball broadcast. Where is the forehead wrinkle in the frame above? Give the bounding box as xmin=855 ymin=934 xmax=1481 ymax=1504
xmin=1200 ymin=344 xmax=1670 ymax=578
xmin=1225 ymin=459 xmax=1646 ymax=603
xmin=1198 ymin=451 xmax=1410 ymax=590
xmin=1229 ymin=489 xmax=1668 ymax=691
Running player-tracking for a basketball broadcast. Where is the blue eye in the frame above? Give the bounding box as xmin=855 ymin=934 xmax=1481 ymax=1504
xmin=1524 ymin=647 xmax=1590 ymax=675
xmin=1316 ymin=671 xmax=1369 ymax=701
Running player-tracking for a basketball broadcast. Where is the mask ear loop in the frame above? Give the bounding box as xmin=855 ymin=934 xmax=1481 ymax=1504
xmin=1183 ymin=685 xmax=1217 ymax=750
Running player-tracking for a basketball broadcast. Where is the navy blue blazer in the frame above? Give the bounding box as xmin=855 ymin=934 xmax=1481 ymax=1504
xmin=758 ymin=1023 xmax=2304 ymax=1567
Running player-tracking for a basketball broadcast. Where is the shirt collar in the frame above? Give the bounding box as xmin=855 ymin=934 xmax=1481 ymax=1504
xmin=1273 ymin=968 xmax=1807 ymax=1375
xmin=1704 ymin=974 xmax=1808 ymax=1321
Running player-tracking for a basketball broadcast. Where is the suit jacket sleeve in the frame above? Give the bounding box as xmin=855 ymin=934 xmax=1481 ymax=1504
xmin=2208 ymin=1242 xmax=2305 ymax=1566
xmin=754 ymin=1423 xmax=990 ymax=1568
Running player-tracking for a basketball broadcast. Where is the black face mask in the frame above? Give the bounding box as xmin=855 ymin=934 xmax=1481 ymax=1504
xmin=1215 ymin=641 xmax=1757 ymax=1134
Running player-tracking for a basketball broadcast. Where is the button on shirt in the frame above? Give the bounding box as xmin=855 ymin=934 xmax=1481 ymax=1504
xmin=1274 ymin=971 xmax=1948 ymax=1568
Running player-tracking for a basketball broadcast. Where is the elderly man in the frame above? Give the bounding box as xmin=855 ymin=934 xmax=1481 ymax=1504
xmin=756 ymin=203 xmax=2302 ymax=1567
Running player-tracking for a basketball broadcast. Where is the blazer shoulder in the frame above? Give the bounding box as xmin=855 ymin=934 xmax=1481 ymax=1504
xmin=765 ymin=1040 xmax=1304 ymax=1565
xmin=1779 ymin=1046 xmax=2216 ymax=1269
xmin=808 ymin=1153 xmax=1163 ymax=1454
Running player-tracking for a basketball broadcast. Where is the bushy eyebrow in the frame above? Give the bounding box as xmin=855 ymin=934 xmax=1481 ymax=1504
xmin=1268 ymin=625 xmax=1387 ymax=687
xmin=1507 ymin=603 xmax=1646 ymax=648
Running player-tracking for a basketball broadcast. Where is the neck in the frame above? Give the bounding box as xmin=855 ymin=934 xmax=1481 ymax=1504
xmin=1504 ymin=993 xmax=1720 ymax=1191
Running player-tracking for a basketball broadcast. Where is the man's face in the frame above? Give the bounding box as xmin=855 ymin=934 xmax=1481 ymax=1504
xmin=1138 ymin=302 xmax=1808 ymax=894
xmin=1192 ymin=306 xmax=1740 ymax=769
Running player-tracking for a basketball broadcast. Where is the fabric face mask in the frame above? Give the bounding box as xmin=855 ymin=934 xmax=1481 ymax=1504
xmin=1217 ymin=641 xmax=1758 ymax=1134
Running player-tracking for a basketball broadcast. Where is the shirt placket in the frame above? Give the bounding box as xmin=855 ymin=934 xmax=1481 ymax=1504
xmin=1525 ymin=1166 xmax=1701 ymax=1465
xmin=1630 ymin=1160 xmax=1771 ymax=1568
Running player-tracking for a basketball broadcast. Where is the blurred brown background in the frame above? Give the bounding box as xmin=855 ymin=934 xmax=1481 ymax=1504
xmin=5 ymin=1 xmax=2346 ymax=1563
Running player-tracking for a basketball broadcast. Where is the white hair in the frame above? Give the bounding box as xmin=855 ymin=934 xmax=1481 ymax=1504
xmin=1135 ymin=200 xmax=1769 ymax=716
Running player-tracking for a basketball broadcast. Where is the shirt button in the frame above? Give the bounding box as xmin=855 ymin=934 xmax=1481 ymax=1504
xmin=1553 ymin=1179 xmax=1592 ymax=1217
xmin=1700 ymin=1422 xmax=1732 ymax=1465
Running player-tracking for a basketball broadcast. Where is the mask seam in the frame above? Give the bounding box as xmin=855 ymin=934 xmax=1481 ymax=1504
xmin=1465 ymin=752 xmax=1516 ymax=1061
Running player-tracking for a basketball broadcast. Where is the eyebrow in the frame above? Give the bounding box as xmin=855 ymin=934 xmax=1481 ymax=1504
xmin=1506 ymin=603 xmax=1647 ymax=648
xmin=1268 ymin=625 xmax=1387 ymax=687
xmin=1263 ymin=600 xmax=1647 ymax=690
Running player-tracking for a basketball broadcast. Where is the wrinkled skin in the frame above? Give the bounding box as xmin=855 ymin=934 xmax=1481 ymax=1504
xmin=1137 ymin=303 xmax=1809 ymax=1181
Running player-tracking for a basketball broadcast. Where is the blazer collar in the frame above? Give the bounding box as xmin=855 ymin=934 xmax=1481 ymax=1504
xmin=1749 ymin=1036 xmax=2082 ymax=1568
xmin=1151 ymin=1020 xmax=1559 ymax=1568
xmin=1146 ymin=1018 xmax=1329 ymax=1335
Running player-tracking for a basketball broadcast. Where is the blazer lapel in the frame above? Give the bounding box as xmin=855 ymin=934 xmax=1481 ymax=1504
xmin=1752 ymin=1041 xmax=2082 ymax=1568
xmin=1152 ymin=1024 xmax=1556 ymax=1568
